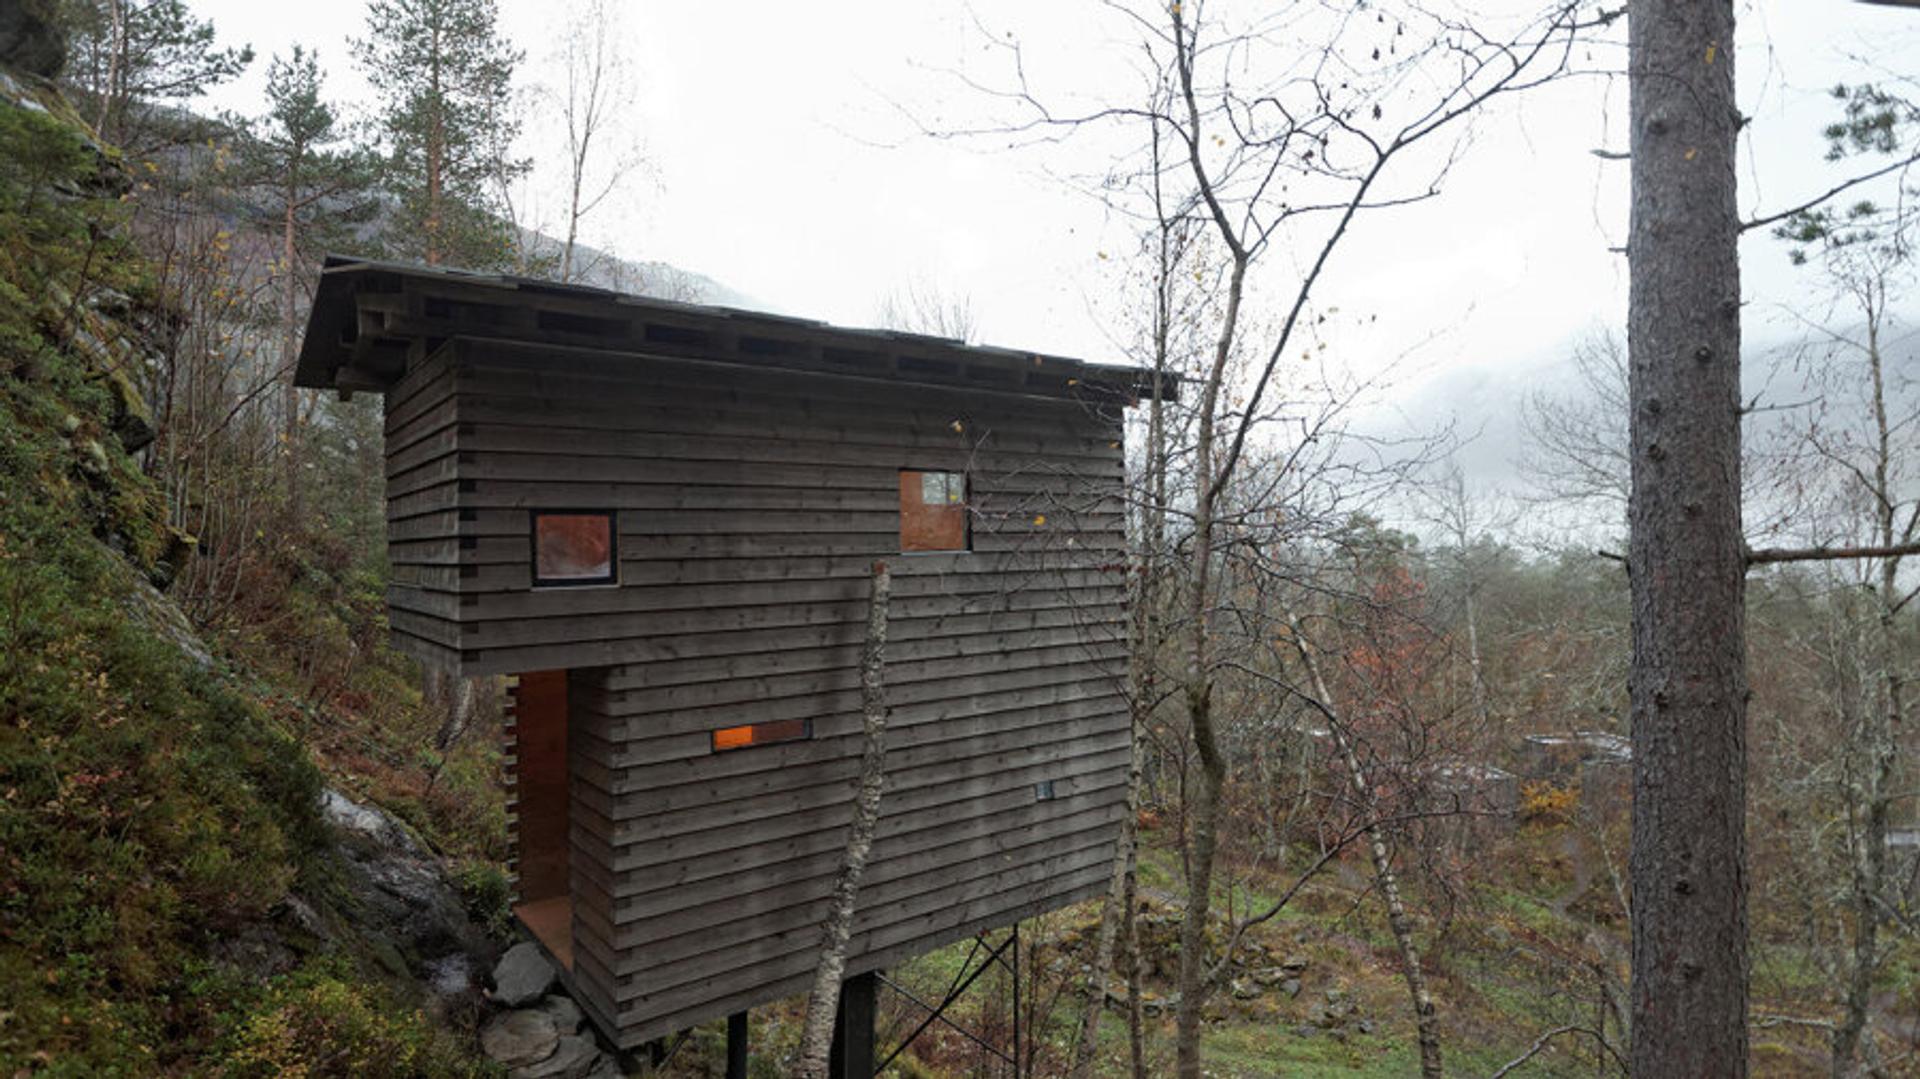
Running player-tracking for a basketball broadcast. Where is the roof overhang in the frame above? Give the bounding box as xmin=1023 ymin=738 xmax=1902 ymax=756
xmin=294 ymin=255 xmax=1179 ymax=404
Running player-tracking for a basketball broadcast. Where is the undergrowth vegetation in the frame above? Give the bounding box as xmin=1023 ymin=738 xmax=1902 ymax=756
xmin=0 ymin=79 xmax=498 ymax=1077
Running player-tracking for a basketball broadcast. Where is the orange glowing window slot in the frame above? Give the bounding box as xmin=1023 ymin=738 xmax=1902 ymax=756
xmin=711 ymin=718 xmax=811 ymax=752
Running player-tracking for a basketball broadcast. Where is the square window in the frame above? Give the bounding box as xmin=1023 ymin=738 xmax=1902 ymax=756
xmin=900 ymin=470 xmax=969 ymax=552
xmin=532 ymin=511 xmax=617 ymax=586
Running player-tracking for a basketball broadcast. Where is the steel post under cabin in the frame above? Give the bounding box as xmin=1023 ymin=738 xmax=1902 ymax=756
xmin=725 ymin=1010 xmax=747 ymax=1079
xmin=292 ymin=256 xmax=1174 ymax=1051
xmin=829 ymin=973 xmax=876 ymax=1079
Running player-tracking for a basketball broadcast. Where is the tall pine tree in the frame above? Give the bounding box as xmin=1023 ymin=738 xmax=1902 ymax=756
xmin=353 ymin=0 xmax=524 ymax=270
xmin=233 ymin=47 xmax=378 ymax=517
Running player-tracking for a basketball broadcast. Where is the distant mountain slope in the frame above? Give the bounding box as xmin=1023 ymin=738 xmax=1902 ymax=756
xmin=509 ymin=228 xmax=762 ymax=309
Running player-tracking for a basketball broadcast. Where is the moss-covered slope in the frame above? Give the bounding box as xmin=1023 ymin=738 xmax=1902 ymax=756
xmin=0 ymin=68 xmax=490 ymax=1078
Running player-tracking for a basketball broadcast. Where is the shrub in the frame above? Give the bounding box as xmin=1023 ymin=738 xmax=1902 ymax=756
xmin=219 ymin=961 xmax=492 ymax=1078
xmin=1518 ymin=780 xmax=1580 ymax=826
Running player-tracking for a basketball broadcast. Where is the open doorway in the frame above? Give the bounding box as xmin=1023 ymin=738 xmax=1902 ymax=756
xmin=510 ymin=669 xmax=572 ymax=969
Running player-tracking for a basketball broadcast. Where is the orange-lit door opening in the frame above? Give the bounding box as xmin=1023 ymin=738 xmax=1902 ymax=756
xmin=510 ymin=669 xmax=572 ymax=969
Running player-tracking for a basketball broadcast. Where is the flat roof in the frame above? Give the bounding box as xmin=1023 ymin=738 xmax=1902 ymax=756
xmin=294 ymin=254 xmax=1176 ymax=403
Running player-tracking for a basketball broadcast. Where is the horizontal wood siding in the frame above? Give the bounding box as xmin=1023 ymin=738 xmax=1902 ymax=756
xmin=386 ymin=336 xmax=1131 ymax=1047
xmin=566 ymin=667 xmax=623 ymax=1027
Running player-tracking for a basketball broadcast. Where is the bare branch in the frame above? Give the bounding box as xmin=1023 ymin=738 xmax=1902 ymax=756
xmin=1746 ymin=541 xmax=1920 ymax=566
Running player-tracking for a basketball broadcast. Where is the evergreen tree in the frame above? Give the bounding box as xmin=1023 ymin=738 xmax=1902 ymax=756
xmin=62 ymin=0 xmax=252 ymax=152
xmin=232 ymin=47 xmax=378 ymax=517
xmin=352 ymin=0 xmax=525 ymax=270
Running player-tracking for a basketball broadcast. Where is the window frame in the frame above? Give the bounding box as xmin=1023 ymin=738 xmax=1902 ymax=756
xmin=898 ymin=468 xmax=971 ymax=554
xmin=711 ymin=718 xmax=812 ymax=753
xmin=528 ymin=509 xmax=620 ymax=589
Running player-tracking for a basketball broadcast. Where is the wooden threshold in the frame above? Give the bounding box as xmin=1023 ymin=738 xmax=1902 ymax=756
xmin=514 ymin=895 xmax=574 ymax=971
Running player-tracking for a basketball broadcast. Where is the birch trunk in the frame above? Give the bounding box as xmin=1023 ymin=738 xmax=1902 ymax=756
xmin=796 ymin=562 xmax=893 ymax=1079
xmin=1291 ymin=617 xmax=1444 ymax=1078
xmin=1073 ymin=180 xmax=1173 ymax=1074
xmin=1832 ymin=310 xmax=1905 ymax=1079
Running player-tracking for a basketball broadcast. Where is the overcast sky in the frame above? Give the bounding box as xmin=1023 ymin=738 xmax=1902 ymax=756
xmin=192 ymin=0 xmax=1918 ymax=502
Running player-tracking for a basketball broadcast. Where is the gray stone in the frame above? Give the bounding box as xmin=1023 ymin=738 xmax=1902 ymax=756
xmin=322 ymin=789 xmax=422 ymax=855
xmin=493 ymin=942 xmax=558 ymax=1007
xmin=1356 ymin=1018 xmax=1377 ymax=1035
xmin=537 ymin=994 xmax=585 ymax=1035
xmin=278 ymin=895 xmax=328 ymax=942
xmin=481 ymin=1009 xmax=560 ymax=1069
xmin=317 ymin=787 xmax=482 ymax=969
xmin=209 ymin=923 xmax=295 ymax=980
xmin=512 ymin=1034 xmax=601 ymax=1079
xmin=581 ymin=1058 xmax=624 ymax=1079
xmin=1229 ymin=979 xmax=1260 ymax=1000
xmin=426 ymin=953 xmax=473 ymax=998
xmin=1280 ymin=978 xmax=1303 ymax=998
xmin=365 ymin=931 xmax=410 ymax=979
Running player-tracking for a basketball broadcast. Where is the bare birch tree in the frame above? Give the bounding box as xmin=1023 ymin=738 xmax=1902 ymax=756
xmin=1071 ymin=95 xmax=1190 ymax=1079
xmin=550 ymin=0 xmax=642 ymax=283
xmin=797 ymin=562 xmax=893 ymax=1079
xmin=1769 ymin=147 xmax=1917 ymax=1075
xmin=954 ymin=2 xmax=1611 ymax=1071
xmin=875 ymin=275 xmax=979 ymax=343
xmin=959 ymin=4 xmax=1606 ymax=1073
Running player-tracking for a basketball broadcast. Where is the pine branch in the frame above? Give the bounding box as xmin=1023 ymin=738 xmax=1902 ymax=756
xmin=1746 ymin=541 xmax=1920 ymax=566
xmin=1740 ymin=150 xmax=1920 ymax=234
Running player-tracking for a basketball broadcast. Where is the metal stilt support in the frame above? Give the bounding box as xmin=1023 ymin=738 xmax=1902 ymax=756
xmin=726 ymin=1011 xmax=748 ymax=1079
xmin=874 ymin=924 xmax=1024 ymax=1078
xmin=829 ymin=972 xmax=877 ymax=1079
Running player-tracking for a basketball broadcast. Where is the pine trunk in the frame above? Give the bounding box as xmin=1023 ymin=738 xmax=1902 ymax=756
xmin=281 ymin=193 xmax=302 ymax=520
xmin=1625 ymin=0 xmax=1749 ymax=1072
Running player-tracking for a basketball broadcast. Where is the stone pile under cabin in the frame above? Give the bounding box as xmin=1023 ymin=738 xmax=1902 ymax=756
xmin=294 ymin=256 xmax=1167 ymax=1061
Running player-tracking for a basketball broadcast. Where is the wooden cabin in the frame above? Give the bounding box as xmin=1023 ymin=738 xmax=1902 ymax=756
xmin=293 ymin=256 xmax=1165 ymax=1051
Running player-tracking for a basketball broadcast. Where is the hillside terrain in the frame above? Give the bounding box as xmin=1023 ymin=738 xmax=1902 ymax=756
xmin=5 ymin=1 xmax=1919 ymax=1075
xmin=0 ymin=46 xmax=511 ymax=1077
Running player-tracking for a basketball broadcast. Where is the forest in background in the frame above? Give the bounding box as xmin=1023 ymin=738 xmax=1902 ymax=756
xmin=1 ymin=0 xmax=1918 ymax=1075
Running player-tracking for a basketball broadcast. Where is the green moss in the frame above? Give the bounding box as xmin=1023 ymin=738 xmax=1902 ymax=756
xmin=215 ymin=958 xmax=495 ymax=1078
xmin=0 ymin=441 xmax=331 ymax=1071
xmin=0 ymin=91 xmax=341 ymax=1075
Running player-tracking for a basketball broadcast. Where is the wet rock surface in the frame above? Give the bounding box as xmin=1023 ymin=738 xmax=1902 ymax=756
xmin=492 ymin=941 xmax=558 ymax=1007
xmin=319 ymin=788 xmax=491 ymax=991
xmin=481 ymin=1008 xmax=561 ymax=1068
xmin=479 ymin=992 xmax=622 ymax=1079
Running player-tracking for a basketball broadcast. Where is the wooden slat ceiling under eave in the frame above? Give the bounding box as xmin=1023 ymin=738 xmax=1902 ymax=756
xmin=291 ymin=254 xmax=1180 ymax=404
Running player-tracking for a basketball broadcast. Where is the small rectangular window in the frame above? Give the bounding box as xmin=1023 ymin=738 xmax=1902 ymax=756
xmin=900 ymin=469 xmax=968 ymax=552
xmin=712 ymin=718 xmax=811 ymax=752
xmin=532 ymin=511 xmax=617 ymax=587
xmin=1035 ymin=780 xmax=1057 ymax=801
